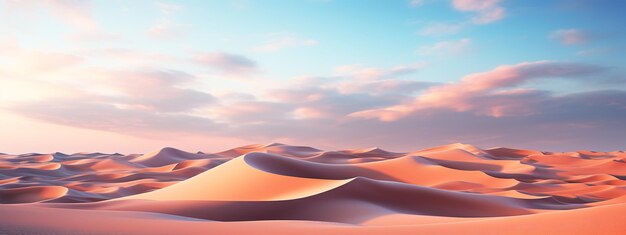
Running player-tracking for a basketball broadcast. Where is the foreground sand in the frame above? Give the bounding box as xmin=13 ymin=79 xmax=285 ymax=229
xmin=1 ymin=143 xmax=625 ymax=234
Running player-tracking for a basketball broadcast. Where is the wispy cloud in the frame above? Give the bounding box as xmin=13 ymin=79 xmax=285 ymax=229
xmin=254 ymin=33 xmax=318 ymax=52
xmin=417 ymin=38 xmax=472 ymax=56
xmin=10 ymin=99 xmax=221 ymax=136
xmin=87 ymin=69 xmax=216 ymax=112
xmin=42 ymin=0 xmax=98 ymax=30
xmin=156 ymin=2 xmax=184 ymax=15
xmin=333 ymin=63 xmax=424 ymax=80
xmin=147 ymin=20 xmax=186 ymax=40
xmin=408 ymin=0 xmax=427 ymax=7
xmin=350 ymin=61 xmax=607 ymax=121
xmin=195 ymin=52 xmax=258 ymax=76
xmin=1 ymin=0 xmax=625 ymax=152
xmin=418 ymin=22 xmax=466 ymax=36
xmin=147 ymin=2 xmax=186 ymax=40
xmin=1 ymin=0 xmax=113 ymax=38
xmin=0 ymin=41 xmax=84 ymax=75
xmin=551 ymin=29 xmax=591 ymax=45
xmin=452 ymin=0 xmax=505 ymax=24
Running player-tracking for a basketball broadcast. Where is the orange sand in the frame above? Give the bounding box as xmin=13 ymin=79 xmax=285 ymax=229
xmin=0 ymin=143 xmax=625 ymax=234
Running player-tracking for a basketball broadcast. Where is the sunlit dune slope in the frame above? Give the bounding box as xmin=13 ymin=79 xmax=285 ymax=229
xmin=1 ymin=143 xmax=625 ymax=234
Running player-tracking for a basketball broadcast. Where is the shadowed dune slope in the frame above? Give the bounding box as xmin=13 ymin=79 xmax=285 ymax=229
xmin=1 ymin=143 xmax=625 ymax=234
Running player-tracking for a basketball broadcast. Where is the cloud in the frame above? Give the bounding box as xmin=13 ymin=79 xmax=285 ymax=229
xmin=146 ymin=2 xmax=186 ymax=40
xmin=452 ymin=0 xmax=500 ymax=11
xmin=416 ymin=0 xmax=503 ymax=37
xmin=9 ymin=88 xmax=626 ymax=152
xmin=576 ymin=47 xmax=610 ymax=56
xmin=452 ymin=0 xmax=505 ymax=24
xmin=76 ymin=48 xmax=175 ymax=66
xmin=5 ymin=67 xmax=218 ymax=139
xmin=87 ymin=69 xmax=216 ymax=112
xmin=0 ymin=42 xmax=84 ymax=75
xmin=254 ymin=33 xmax=318 ymax=52
xmin=418 ymin=22 xmax=466 ymax=36
xmin=292 ymin=107 xmax=331 ymax=120
xmin=471 ymin=7 xmax=504 ymax=24
xmin=1 ymin=0 xmax=126 ymax=44
xmin=195 ymin=52 xmax=258 ymax=76
xmin=3 ymin=0 xmax=98 ymax=30
xmin=408 ymin=0 xmax=426 ymax=7
xmin=9 ymin=99 xmax=221 ymax=136
xmin=334 ymin=79 xmax=435 ymax=95
xmin=43 ymin=0 xmax=99 ymax=30
xmin=350 ymin=61 xmax=607 ymax=121
xmin=264 ymin=62 xmax=434 ymax=121
xmin=225 ymin=89 xmax=626 ymax=152
xmin=209 ymin=100 xmax=291 ymax=124
xmin=147 ymin=20 xmax=186 ymax=40
xmin=18 ymin=52 xmax=83 ymax=74
xmin=417 ymin=38 xmax=472 ymax=56
xmin=67 ymin=31 xmax=123 ymax=42
xmin=333 ymin=63 xmax=424 ymax=80
xmin=268 ymin=87 xmax=401 ymax=120
xmin=1 ymin=43 xmax=215 ymax=113
xmin=551 ymin=29 xmax=591 ymax=45
xmin=156 ymin=2 xmax=184 ymax=14
xmin=341 ymin=90 xmax=626 ymax=151
xmin=4 ymin=49 xmax=625 ymax=152
xmin=323 ymin=63 xmax=433 ymax=96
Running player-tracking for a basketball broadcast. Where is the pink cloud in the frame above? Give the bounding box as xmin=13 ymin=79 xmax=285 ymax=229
xmin=409 ymin=0 xmax=426 ymax=7
xmin=292 ymin=107 xmax=332 ymax=119
xmin=156 ymin=2 xmax=184 ymax=15
xmin=2 ymin=0 xmax=125 ymax=44
xmin=0 ymin=41 xmax=84 ymax=75
xmin=4 ymin=0 xmax=98 ymax=30
xmin=263 ymin=63 xmax=432 ymax=121
xmin=195 ymin=52 xmax=258 ymax=76
xmin=334 ymin=63 xmax=423 ymax=80
xmin=209 ymin=101 xmax=290 ymax=123
xmin=67 ymin=31 xmax=123 ymax=42
xmin=86 ymin=69 xmax=215 ymax=112
xmin=419 ymin=22 xmax=466 ymax=36
xmin=417 ymin=38 xmax=472 ymax=56
xmin=4 ymin=53 xmax=624 ymax=152
xmin=146 ymin=2 xmax=186 ymax=40
xmin=551 ymin=29 xmax=590 ymax=45
xmin=472 ymin=6 xmax=505 ymax=24
xmin=147 ymin=20 xmax=186 ymax=40
xmin=21 ymin=52 xmax=84 ymax=73
xmin=452 ymin=0 xmax=505 ymax=24
xmin=44 ymin=0 xmax=98 ymax=30
xmin=254 ymin=33 xmax=318 ymax=52
xmin=334 ymin=79 xmax=434 ymax=95
xmin=453 ymin=0 xmax=500 ymax=11
xmin=350 ymin=61 xmax=606 ymax=121
xmin=77 ymin=48 xmax=174 ymax=65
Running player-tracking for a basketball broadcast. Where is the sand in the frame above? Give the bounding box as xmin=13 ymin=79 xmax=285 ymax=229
xmin=0 ymin=143 xmax=625 ymax=234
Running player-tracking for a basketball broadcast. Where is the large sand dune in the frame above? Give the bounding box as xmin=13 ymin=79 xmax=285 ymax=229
xmin=1 ymin=143 xmax=625 ymax=234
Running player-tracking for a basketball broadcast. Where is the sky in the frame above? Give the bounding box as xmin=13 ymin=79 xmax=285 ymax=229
xmin=0 ymin=0 xmax=625 ymax=153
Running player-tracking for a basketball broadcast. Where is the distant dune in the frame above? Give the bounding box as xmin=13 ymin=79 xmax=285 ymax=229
xmin=1 ymin=143 xmax=625 ymax=234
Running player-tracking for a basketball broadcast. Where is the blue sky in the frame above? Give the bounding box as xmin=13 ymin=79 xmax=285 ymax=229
xmin=0 ymin=0 xmax=625 ymax=153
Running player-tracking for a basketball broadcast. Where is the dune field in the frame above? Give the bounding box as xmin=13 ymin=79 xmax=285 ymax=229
xmin=1 ymin=143 xmax=625 ymax=234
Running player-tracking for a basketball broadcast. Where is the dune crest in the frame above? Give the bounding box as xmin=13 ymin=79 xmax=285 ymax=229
xmin=1 ymin=143 xmax=625 ymax=234
xmin=122 ymin=153 xmax=354 ymax=201
xmin=0 ymin=186 xmax=68 ymax=203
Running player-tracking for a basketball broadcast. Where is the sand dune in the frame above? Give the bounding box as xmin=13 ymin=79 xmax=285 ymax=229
xmin=1 ymin=143 xmax=625 ymax=234
xmin=120 ymin=154 xmax=354 ymax=201
xmin=0 ymin=186 xmax=68 ymax=203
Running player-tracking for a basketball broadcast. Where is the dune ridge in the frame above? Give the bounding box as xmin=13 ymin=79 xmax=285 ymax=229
xmin=1 ymin=143 xmax=625 ymax=234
